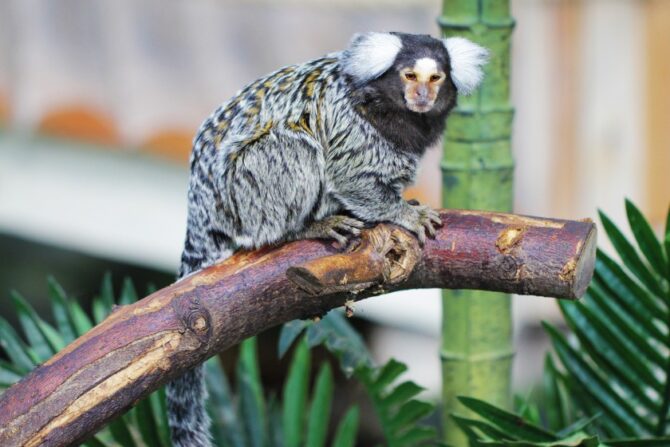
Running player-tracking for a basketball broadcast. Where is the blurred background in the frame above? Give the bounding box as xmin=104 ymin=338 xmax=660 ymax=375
xmin=0 ymin=0 xmax=668 ymax=414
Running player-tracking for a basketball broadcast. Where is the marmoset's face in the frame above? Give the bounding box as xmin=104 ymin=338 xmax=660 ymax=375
xmin=348 ymin=33 xmax=468 ymax=116
xmin=399 ymin=57 xmax=448 ymax=113
xmin=380 ymin=34 xmax=455 ymax=115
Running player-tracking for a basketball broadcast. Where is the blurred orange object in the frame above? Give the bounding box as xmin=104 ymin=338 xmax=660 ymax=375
xmin=0 ymin=92 xmax=9 ymax=124
xmin=403 ymin=186 xmax=436 ymax=208
xmin=140 ymin=130 xmax=194 ymax=164
xmin=38 ymin=105 xmax=120 ymax=146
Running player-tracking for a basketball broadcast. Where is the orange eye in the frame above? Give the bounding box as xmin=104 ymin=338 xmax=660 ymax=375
xmin=430 ymin=74 xmax=442 ymax=82
xmin=404 ymin=72 xmax=417 ymax=81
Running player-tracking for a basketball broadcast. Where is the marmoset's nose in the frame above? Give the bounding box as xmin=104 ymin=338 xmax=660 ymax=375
xmin=416 ymin=84 xmax=429 ymax=99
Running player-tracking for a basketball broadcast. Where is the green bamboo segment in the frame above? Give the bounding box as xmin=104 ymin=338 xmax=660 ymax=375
xmin=439 ymin=1 xmax=515 ymax=445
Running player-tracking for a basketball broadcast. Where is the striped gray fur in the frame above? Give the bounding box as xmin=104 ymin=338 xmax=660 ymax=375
xmin=168 ymin=32 xmax=487 ymax=446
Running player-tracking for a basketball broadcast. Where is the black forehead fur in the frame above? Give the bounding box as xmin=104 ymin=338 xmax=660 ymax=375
xmin=391 ymin=32 xmax=450 ymax=71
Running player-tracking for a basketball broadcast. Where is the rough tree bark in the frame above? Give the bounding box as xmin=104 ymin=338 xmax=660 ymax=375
xmin=0 ymin=209 xmax=596 ymax=447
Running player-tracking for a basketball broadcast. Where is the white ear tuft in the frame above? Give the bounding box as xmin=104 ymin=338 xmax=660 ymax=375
xmin=341 ymin=32 xmax=402 ymax=84
xmin=443 ymin=37 xmax=489 ymax=95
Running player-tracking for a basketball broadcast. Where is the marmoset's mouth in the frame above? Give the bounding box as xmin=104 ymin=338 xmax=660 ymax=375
xmin=406 ymin=100 xmax=434 ymax=113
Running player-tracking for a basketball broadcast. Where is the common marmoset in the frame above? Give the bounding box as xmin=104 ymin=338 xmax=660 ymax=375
xmin=168 ymin=31 xmax=488 ymax=446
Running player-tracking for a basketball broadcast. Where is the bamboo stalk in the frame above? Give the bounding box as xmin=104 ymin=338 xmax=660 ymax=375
xmin=439 ymin=1 xmax=517 ymax=444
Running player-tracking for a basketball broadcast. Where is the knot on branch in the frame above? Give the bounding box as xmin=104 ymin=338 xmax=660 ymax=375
xmin=286 ymin=224 xmax=421 ymax=296
xmin=172 ymin=292 xmax=212 ymax=345
xmin=495 ymin=226 xmax=527 ymax=254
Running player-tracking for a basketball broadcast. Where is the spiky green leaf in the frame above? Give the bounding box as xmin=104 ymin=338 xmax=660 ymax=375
xmin=120 ymin=278 xmax=138 ymax=306
xmin=0 ymin=361 xmax=23 ymax=388
xmin=544 ymin=322 xmax=653 ymax=435
xmin=395 ymin=425 xmax=438 ymax=446
xmin=318 ymin=311 xmax=372 ymax=375
xmin=48 ymin=277 xmax=77 ymax=343
xmin=556 ymin=415 xmax=600 ymax=439
xmin=372 ymin=358 xmax=407 ymax=393
xmin=594 ymin=250 xmax=666 ymax=320
xmin=305 ymin=363 xmax=334 ymax=447
xmin=278 ymin=320 xmax=309 ymax=358
xmin=82 ymin=436 xmax=108 ymax=447
xmin=283 ymin=337 xmax=310 ymax=447
xmin=92 ymin=298 xmax=108 ymax=325
xmin=267 ymin=395 xmax=284 ymax=447
xmin=332 ymin=406 xmax=360 ymax=447
xmin=560 ymin=298 xmax=662 ymax=399
xmin=599 ymin=210 xmax=664 ymax=297
xmin=108 ymin=418 xmax=137 ymax=447
xmin=542 ymin=354 xmax=572 ymax=431
xmin=451 ymin=414 xmax=515 ymax=441
xmin=135 ymin=393 xmax=164 ymax=447
xmin=99 ymin=272 xmax=115 ymax=310
xmin=388 ymin=400 xmax=435 ymax=435
xmin=603 ymin=438 xmax=670 ymax=447
xmin=206 ymin=358 xmax=245 ymax=447
xmin=382 ymin=381 xmax=425 ymax=408
xmin=11 ymin=291 xmax=65 ymax=355
xmin=10 ymin=291 xmax=53 ymax=360
xmin=477 ymin=432 xmax=599 ymax=447
xmin=0 ymin=316 xmax=35 ymax=371
xmin=237 ymin=337 xmax=267 ymax=447
xmin=457 ymin=396 xmax=557 ymax=442
xmin=68 ymin=299 xmax=93 ymax=335
xmin=625 ymin=199 xmax=668 ymax=278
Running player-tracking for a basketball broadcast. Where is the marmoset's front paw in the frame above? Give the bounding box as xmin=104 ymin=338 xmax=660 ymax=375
xmin=302 ymin=215 xmax=365 ymax=247
xmin=401 ymin=204 xmax=442 ymax=246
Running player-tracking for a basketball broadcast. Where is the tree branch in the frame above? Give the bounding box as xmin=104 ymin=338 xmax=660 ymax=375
xmin=0 ymin=209 xmax=596 ymax=447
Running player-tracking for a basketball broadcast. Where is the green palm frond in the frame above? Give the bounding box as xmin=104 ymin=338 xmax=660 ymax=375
xmin=206 ymin=336 xmax=359 ymax=447
xmin=0 ymin=274 xmax=171 ymax=447
xmin=452 ymin=201 xmax=670 ymax=446
xmin=279 ymin=311 xmax=438 ymax=446
xmin=550 ymin=200 xmax=669 ymax=438
xmin=0 ymin=277 xmax=360 ymax=447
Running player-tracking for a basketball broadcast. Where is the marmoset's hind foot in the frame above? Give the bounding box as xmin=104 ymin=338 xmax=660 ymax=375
xmin=301 ymin=215 xmax=365 ymax=247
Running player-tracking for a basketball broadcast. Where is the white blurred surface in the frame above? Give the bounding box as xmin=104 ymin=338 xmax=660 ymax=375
xmin=0 ymin=0 xmax=662 ymax=394
xmin=0 ymin=133 xmax=188 ymax=271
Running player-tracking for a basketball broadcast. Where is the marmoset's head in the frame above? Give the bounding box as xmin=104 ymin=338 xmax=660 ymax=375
xmin=341 ymin=32 xmax=488 ymax=115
